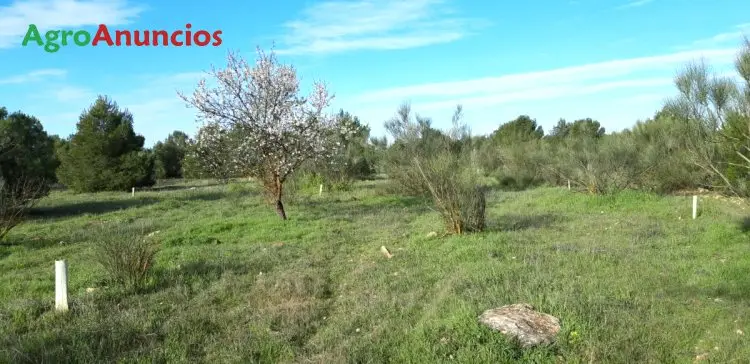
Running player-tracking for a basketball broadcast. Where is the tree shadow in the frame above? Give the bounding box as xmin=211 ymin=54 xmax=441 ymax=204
xmin=665 ymin=264 xmax=750 ymax=303
xmin=740 ymin=216 xmax=750 ymax=233
xmin=487 ymin=213 xmax=562 ymax=232
xmin=148 ymin=260 xmax=253 ymax=292
xmin=177 ymin=191 xmax=231 ymax=202
xmin=27 ymin=197 xmax=160 ymax=220
xmin=145 ymin=182 xmax=224 ymax=192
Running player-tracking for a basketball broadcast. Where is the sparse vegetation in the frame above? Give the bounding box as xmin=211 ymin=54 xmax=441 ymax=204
xmin=1 ymin=180 xmax=749 ymax=363
xmin=1 ymin=41 xmax=749 ymax=363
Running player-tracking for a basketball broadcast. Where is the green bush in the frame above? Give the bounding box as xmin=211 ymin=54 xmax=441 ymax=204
xmin=382 ymin=103 xmax=486 ymax=234
xmin=293 ymin=171 xmax=324 ymax=191
xmin=492 ymin=140 xmax=547 ymax=191
xmin=628 ymin=116 xmax=710 ymax=193
xmin=92 ymin=223 xmax=159 ymax=291
xmin=413 ymin=153 xmax=486 ymax=234
xmin=153 ymin=131 xmax=189 ymax=179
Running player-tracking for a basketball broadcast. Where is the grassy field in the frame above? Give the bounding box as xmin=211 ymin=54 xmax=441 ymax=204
xmin=1 ymin=179 xmax=749 ymax=363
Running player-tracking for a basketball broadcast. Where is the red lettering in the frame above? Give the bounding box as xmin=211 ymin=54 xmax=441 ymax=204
xmin=184 ymin=23 xmax=192 ymax=46
xmin=212 ymin=31 xmax=222 ymax=46
xmin=152 ymin=30 xmax=168 ymax=46
xmin=115 ymin=30 xmax=131 ymax=46
xmin=133 ymin=30 xmax=149 ymax=46
xmin=193 ymin=30 xmax=211 ymax=46
xmin=170 ymin=30 xmax=183 ymax=46
xmin=91 ymin=24 xmax=113 ymax=46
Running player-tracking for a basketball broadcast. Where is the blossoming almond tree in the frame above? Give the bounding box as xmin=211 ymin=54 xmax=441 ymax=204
xmin=179 ymin=47 xmax=350 ymax=219
xmin=188 ymin=123 xmax=239 ymax=183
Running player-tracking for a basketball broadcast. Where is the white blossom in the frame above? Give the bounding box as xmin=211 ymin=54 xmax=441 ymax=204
xmin=178 ymin=47 xmax=358 ymax=213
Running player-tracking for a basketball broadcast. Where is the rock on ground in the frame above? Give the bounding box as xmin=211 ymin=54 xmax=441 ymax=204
xmin=478 ymin=303 xmax=561 ymax=348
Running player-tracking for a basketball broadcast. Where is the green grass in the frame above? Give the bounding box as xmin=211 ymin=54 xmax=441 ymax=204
xmin=1 ymin=179 xmax=749 ymax=363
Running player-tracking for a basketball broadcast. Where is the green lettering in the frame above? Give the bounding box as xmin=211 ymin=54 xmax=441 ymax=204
xmin=21 ymin=24 xmax=43 ymax=46
xmin=73 ymin=31 xmax=91 ymax=46
xmin=61 ymin=30 xmax=74 ymax=45
xmin=44 ymin=30 xmax=60 ymax=53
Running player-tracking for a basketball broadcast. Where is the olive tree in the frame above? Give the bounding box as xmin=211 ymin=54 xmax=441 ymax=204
xmin=179 ymin=47 xmax=353 ymax=219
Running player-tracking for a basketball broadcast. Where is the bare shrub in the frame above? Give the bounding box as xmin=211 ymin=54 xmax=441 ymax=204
xmin=0 ymin=177 xmax=47 ymax=242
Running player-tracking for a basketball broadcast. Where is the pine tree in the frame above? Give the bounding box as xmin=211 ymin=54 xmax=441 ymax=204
xmin=153 ymin=131 xmax=189 ymax=179
xmin=56 ymin=96 xmax=155 ymax=192
xmin=0 ymin=107 xmax=57 ymax=188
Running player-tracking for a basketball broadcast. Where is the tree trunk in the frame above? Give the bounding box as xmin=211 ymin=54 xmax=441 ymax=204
xmin=274 ymin=173 xmax=287 ymax=220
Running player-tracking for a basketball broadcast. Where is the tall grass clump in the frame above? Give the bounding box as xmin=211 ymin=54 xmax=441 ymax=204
xmin=383 ymin=103 xmax=486 ymax=234
xmin=92 ymin=222 xmax=159 ymax=291
xmin=413 ymin=153 xmax=486 ymax=233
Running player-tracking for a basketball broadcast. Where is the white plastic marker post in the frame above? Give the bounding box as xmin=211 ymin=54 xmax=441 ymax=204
xmin=55 ymin=260 xmax=69 ymax=312
xmin=692 ymin=195 xmax=698 ymax=219
xmin=132 ymin=187 xmax=135 ymax=197
xmin=567 ymin=180 xmax=571 ymax=190
xmin=319 ymin=184 xmax=323 ymax=196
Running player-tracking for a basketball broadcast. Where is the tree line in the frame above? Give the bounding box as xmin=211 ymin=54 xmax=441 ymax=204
xmin=1 ymin=40 xmax=748 ymax=239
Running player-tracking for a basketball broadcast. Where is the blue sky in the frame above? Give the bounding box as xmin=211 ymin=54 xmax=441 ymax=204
xmin=0 ymin=0 xmax=749 ymax=146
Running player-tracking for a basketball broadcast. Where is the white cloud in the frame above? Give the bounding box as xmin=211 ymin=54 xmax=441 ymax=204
xmin=616 ymin=0 xmax=654 ymax=10
xmin=681 ymin=23 xmax=750 ymax=50
xmin=29 ymin=71 xmax=206 ymax=145
xmin=50 ymin=85 xmax=95 ymax=102
xmin=38 ymin=71 xmax=205 ymax=104
xmin=33 ymin=111 xmax=80 ymax=130
xmin=0 ymin=0 xmax=144 ymax=48
xmin=352 ymin=48 xmax=737 ymax=105
xmin=276 ymin=0 xmax=480 ymax=55
xmin=341 ymin=47 xmax=741 ymax=136
xmin=0 ymin=68 xmax=65 ymax=84
xmin=414 ymin=77 xmax=674 ymax=111
xmin=618 ymin=92 xmax=669 ymax=105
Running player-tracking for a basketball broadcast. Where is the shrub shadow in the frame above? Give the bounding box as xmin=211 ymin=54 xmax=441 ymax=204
xmin=632 ymin=223 xmax=665 ymax=242
xmin=487 ymin=213 xmax=562 ymax=232
xmin=145 ymin=182 xmax=224 ymax=192
xmin=0 ymin=236 xmax=66 ymax=250
xmin=296 ymin=195 xmax=431 ymax=221
xmin=177 ymin=191 xmax=230 ymax=202
xmin=27 ymin=197 xmax=160 ymax=219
